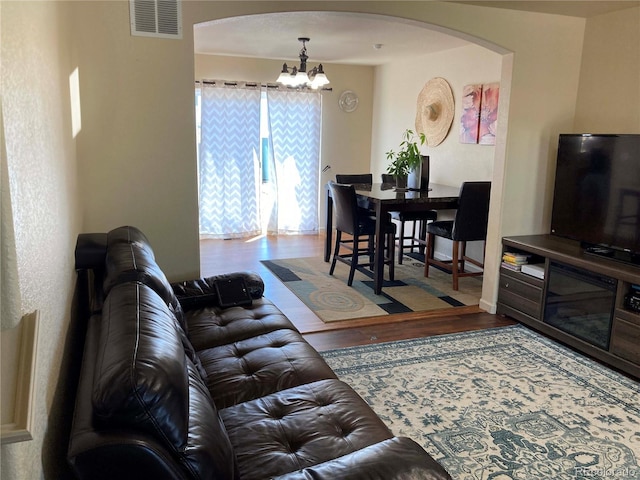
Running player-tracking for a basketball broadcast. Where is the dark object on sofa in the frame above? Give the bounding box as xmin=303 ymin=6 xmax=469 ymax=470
xmin=68 ymin=226 xmax=452 ymax=480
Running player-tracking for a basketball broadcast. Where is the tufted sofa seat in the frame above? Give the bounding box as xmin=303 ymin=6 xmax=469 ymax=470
xmin=67 ymin=226 xmax=451 ymax=480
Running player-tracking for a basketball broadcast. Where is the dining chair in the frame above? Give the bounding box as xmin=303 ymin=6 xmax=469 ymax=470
xmin=381 ymin=174 xmax=437 ymax=264
xmin=335 ymin=173 xmax=373 ymax=184
xmin=423 ymin=181 xmax=491 ymax=290
xmin=328 ymin=181 xmax=396 ymax=287
xmin=335 ymin=173 xmax=374 ymax=213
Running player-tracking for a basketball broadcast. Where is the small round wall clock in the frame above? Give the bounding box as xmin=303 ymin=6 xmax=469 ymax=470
xmin=339 ymin=90 xmax=359 ymax=113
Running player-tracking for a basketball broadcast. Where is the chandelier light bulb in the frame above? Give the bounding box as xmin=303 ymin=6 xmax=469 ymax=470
xmin=276 ymin=63 xmax=293 ymax=85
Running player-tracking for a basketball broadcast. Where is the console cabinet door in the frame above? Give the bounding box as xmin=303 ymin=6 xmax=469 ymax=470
xmin=497 ymin=269 xmax=544 ymax=321
xmin=610 ymin=317 xmax=640 ymax=364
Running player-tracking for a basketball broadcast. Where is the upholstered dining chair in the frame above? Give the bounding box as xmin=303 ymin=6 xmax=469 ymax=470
xmin=335 ymin=173 xmax=374 ymax=213
xmin=335 ymin=173 xmax=373 ymax=185
xmin=424 ymin=181 xmax=491 ymax=290
xmin=328 ymin=181 xmax=396 ymax=287
xmin=381 ymin=174 xmax=438 ymax=264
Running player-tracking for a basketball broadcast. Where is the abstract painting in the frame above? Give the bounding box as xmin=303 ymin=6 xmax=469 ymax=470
xmin=479 ymin=82 xmax=499 ymax=145
xmin=459 ymin=84 xmax=481 ymax=144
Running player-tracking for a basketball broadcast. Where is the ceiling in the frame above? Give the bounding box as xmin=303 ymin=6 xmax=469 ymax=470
xmin=194 ymin=2 xmax=639 ymax=66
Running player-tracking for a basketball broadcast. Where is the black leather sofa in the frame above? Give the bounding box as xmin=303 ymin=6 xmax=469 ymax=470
xmin=67 ymin=226 xmax=451 ymax=480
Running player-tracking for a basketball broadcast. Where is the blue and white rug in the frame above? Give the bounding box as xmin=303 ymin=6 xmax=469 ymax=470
xmin=321 ymin=325 xmax=640 ymax=479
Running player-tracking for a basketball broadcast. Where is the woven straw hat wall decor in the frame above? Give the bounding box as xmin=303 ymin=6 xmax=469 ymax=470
xmin=415 ymin=77 xmax=455 ymax=147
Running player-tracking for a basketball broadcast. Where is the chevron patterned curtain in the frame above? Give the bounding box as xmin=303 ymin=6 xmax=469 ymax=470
xmin=266 ymin=89 xmax=321 ymax=234
xmin=198 ymin=83 xmax=261 ymax=239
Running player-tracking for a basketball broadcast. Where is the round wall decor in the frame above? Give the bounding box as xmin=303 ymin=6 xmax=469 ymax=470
xmin=415 ymin=77 xmax=455 ymax=147
xmin=339 ymin=90 xmax=359 ymax=112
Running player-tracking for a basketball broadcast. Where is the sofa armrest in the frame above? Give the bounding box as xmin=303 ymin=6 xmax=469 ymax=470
xmin=68 ymin=432 xmax=191 ymax=480
xmin=272 ymin=437 xmax=451 ymax=480
xmin=171 ymin=271 xmax=264 ymax=310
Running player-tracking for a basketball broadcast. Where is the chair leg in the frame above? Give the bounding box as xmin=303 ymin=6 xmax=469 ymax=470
xmin=387 ymin=232 xmax=395 ymax=281
xmin=452 ymin=240 xmax=460 ymax=291
xmin=329 ymin=231 xmax=341 ymax=276
xmin=424 ymin=232 xmax=434 ymax=277
xmin=418 ymin=220 xmax=427 ymax=255
xmin=348 ymin=234 xmax=359 ymax=286
xmin=409 ymin=220 xmax=418 ymax=253
xmin=398 ymin=220 xmax=405 ymax=264
xmin=368 ymin=235 xmax=375 ymax=268
xmin=460 ymin=241 xmax=467 ymax=273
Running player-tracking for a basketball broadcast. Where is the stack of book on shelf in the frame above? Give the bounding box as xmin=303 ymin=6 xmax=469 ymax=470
xmin=501 ymin=251 xmax=530 ymax=272
xmin=502 ymin=251 xmax=545 ymax=279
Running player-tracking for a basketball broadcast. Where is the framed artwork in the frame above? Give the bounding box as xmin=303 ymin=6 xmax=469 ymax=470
xmin=459 ymin=84 xmax=481 ymax=144
xmin=479 ymin=82 xmax=499 ymax=145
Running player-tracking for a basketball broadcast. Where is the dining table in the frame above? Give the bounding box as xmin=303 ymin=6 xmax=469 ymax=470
xmin=325 ymin=182 xmax=461 ymax=294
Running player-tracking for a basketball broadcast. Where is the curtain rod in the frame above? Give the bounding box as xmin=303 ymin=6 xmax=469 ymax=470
xmin=196 ymin=79 xmax=332 ymax=92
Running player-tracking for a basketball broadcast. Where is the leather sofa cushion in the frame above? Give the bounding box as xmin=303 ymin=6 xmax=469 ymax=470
xmin=185 ymin=298 xmax=298 ymax=350
xmin=220 ymin=379 xmax=393 ymax=480
xmin=103 ymin=240 xmax=187 ymax=330
xmin=272 ymin=437 xmax=453 ymax=480
xmin=92 ymin=282 xmax=237 ymax=480
xmin=104 ymin=241 xmax=174 ymax=304
xmin=198 ymin=329 xmax=337 ymax=409
xmin=107 ymin=225 xmax=156 ymax=256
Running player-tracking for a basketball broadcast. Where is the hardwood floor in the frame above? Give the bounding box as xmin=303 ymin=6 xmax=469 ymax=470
xmin=200 ymin=234 xmax=515 ymax=351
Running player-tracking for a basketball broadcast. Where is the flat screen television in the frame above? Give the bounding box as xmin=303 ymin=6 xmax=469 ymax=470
xmin=550 ymin=133 xmax=640 ymax=265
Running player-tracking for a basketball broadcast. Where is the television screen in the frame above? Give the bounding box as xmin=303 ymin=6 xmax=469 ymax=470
xmin=550 ymin=134 xmax=640 ymax=259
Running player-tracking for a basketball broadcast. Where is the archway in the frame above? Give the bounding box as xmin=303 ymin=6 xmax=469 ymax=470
xmin=192 ymin=11 xmax=513 ymax=313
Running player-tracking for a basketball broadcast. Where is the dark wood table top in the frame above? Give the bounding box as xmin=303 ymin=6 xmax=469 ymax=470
xmin=351 ymin=183 xmax=460 ymax=206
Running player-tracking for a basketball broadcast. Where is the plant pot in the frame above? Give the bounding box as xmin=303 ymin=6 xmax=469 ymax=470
xmin=407 ymin=164 xmax=421 ymax=191
xmin=395 ymin=175 xmax=408 ymax=189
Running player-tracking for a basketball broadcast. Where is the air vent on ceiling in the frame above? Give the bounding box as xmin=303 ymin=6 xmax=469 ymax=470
xmin=129 ymin=0 xmax=182 ymax=39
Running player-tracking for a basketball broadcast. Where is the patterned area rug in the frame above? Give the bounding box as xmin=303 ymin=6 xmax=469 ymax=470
xmin=321 ymin=326 xmax=640 ymax=480
xmin=261 ymin=255 xmax=482 ymax=322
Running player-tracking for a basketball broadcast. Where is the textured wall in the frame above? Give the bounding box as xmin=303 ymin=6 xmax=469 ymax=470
xmin=575 ymin=7 xmax=640 ymax=133
xmin=1 ymin=1 xmax=81 ymax=478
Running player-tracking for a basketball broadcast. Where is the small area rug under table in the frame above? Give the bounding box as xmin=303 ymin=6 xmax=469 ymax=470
xmin=261 ymin=255 xmax=482 ymax=322
xmin=320 ymin=325 xmax=640 ymax=480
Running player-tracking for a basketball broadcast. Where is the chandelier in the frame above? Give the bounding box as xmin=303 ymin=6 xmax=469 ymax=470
xmin=276 ymin=37 xmax=330 ymax=89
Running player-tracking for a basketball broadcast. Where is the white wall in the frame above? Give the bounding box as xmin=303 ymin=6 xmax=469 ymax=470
xmin=574 ymin=7 xmax=640 ymax=133
xmin=73 ymin=0 xmax=201 ymax=281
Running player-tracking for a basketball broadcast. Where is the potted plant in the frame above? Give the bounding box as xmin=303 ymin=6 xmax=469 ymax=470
xmin=385 ymin=129 xmax=426 ymax=189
